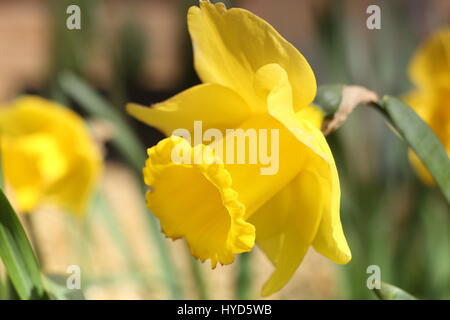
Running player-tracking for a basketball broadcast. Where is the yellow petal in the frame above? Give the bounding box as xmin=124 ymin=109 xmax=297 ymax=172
xmin=253 ymin=63 xmax=293 ymax=116
xmin=258 ymin=69 xmax=350 ymax=264
xmin=409 ymin=28 xmax=450 ymax=90
xmin=275 ymin=92 xmax=350 ymax=264
xmin=295 ymin=104 xmax=325 ymax=130
xmin=188 ymin=1 xmax=316 ymax=111
xmin=250 ymin=63 xmax=350 ymax=266
xmin=248 ymin=109 xmax=349 ymax=295
xmin=249 ymin=169 xmax=324 ymax=296
xmin=46 ymin=144 xmax=102 ymax=216
xmin=312 ymin=139 xmax=351 ymax=264
xmin=1 ymin=134 xmax=63 ymax=212
xmin=254 ymin=63 xmax=328 ymax=160
xmin=127 ymin=83 xmax=251 ymax=137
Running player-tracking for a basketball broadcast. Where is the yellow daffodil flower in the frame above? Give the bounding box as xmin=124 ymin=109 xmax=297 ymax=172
xmin=127 ymin=1 xmax=350 ymax=296
xmin=0 ymin=96 xmax=102 ymax=216
xmin=405 ymin=28 xmax=450 ymax=184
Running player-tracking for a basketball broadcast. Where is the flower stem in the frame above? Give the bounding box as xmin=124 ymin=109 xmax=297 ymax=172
xmin=138 ymin=182 xmax=183 ymax=299
xmin=188 ymin=253 xmax=208 ymax=299
xmin=236 ymin=252 xmax=252 ymax=299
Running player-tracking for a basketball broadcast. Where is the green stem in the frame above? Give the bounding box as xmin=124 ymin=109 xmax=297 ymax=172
xmin=236 ymin=252 xmax=252 ymax=299
xmin=187 ymin=248 xmax=208 ymax=299
xmin=93 ymin=193 xmax=153 ymax=292
xmin=138 ymin=182 xmax=183 ymax=299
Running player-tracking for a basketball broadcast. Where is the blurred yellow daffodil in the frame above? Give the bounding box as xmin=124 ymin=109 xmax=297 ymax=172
xmin=0 ymin=96 xmax=102 ymax=216
xmin=127 ymin=1 xmax=350 ymax=296
xmin=405 ymin=28 xmax=450 ymax=184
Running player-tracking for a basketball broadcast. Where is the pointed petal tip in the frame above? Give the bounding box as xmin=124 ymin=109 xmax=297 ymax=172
xmin=328 ymin=246 xmax=352 ymax=265
xmin=260 ymin=278 xmax=283 ymax=298
xmin=339 ymin=251 xmax=352 ymax=264
xmin=125 ymin=102 xmax=146 ymax=115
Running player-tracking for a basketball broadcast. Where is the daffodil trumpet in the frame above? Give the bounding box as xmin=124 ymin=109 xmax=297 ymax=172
xmin=127 ymin=0 xmax=351 ymax=296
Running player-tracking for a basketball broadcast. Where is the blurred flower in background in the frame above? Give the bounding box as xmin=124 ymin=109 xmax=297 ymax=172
xmin=0 ymin=96 xmax=102 ymax=215
xmin=404 ymin=28 xmax=450 ymax=185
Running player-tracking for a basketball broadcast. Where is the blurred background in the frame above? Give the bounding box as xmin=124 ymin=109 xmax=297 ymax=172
xmin=0 ymin=0 xmax=449 ymax=299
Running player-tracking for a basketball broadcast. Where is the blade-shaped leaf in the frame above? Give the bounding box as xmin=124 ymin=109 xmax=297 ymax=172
xmin=58 ymin=72 xmax=145 ymax=173
xmin=379 ymin=96 xmax=450 ymax=203
xmin=374 ymin=282 xmax=417 ymax=300
xmin=0 ymin=189 xmax=48 ymax=299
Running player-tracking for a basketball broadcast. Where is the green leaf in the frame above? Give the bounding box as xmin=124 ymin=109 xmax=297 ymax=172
xmin=0 ymin=189 xmax=48 ymax=299
xmin=188 ymin=254 xmax=208 ymax=300
xmin=58 ymin=72 xmax=145 ymax=173
xmin=379 ymin=96 xmax=450 ymax=203
xmin=374 ymin=282 xmax=417 ymax=300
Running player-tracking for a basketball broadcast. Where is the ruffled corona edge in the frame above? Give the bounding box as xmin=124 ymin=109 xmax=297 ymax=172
xmin=143 ymin=136 xmax=255 ymax=268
